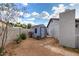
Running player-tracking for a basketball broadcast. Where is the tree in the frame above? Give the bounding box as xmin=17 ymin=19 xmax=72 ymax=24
xmin=21 ymin=24 xmax=27 ymax=29
xmin=9 ymin=22 xmax=14 ymax=27
xmin=0 ymin=3 xmax=20 ymax=52
xmin=14 ymin=22 xmax=21 ymax=27
xmin=27 ymin=23 xmax=32 ymax=29
xmin=14 ymin=22 xmax=27 ymax=29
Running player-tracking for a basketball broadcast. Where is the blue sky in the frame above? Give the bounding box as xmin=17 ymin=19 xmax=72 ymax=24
xmin=15 ymin=3 xmax=79 ymax=26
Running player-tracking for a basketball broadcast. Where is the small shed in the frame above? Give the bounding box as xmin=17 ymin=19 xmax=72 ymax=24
xmin=30 ymin=24 xmax=47 ymax=39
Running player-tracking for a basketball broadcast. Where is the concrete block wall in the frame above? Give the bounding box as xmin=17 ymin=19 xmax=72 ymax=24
xmin=0 ymin=27 xmax=28 ymax=46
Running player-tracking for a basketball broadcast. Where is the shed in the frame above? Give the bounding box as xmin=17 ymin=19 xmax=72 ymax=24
xmin=30 ymin=24 xmax=47 ymax=39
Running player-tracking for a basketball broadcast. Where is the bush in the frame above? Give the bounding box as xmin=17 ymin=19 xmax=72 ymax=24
xmin=0 ymin=47 xmax=4 ymax=56
xmin=15 ymin=35 xmax=22 ymax=44
xmin=15 ymin=33 xmax=27 ymax=44
xmin=20 ymin=33 xmax=26 ymax=40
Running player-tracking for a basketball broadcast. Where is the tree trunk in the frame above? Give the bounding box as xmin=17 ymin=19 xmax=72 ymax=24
xmin=1 ymin=22 xmax=8 ymax=48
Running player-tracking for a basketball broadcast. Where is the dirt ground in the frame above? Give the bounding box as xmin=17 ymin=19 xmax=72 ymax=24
xmin=4 ymin=37 xmax=79 ymax=56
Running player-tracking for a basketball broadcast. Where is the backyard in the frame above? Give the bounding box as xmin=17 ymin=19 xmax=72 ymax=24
xmin=0 ymin=3 xmax=79 ymax=56
xmin=4 ymin=37 xmax=79 ymax=56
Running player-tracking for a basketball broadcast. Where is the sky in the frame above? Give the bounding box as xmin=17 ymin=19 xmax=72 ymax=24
xmin=14 ymin=3 xmax=79 ymax=26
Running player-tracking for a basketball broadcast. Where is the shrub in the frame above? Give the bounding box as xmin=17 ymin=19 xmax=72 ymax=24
xmin=0 ymin=47 xmax=4 ymax=56
xmin=15 ymin=35 xmax=22 ymax=44
xmin=20 ymin=33 xmax=26 ymax=40
xmin=15 ymin=33 xmax=27 ymax=44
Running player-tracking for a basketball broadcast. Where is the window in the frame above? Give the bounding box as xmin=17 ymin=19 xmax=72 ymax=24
xmin=35 ymin=28 xmax=37 ymax=33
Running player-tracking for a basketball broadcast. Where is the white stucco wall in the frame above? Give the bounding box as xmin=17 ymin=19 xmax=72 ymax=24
xmin=53 ymin=20 xmax=59 ymax=39
xmin=59 ymin=9 xmax=76 ymax=48
xmin=47 ymin=20 xmax=54 ymax=37
xmin=75 ymin=22 xmax=79 ymax=48
xmin=47 ymin=20 xmax=59 ymax=39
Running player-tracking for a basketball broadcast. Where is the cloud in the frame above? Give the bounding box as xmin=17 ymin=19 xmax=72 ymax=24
xmin=40 ymin=11 xmax=49 ymax=19
xmin=17 ymin=17 xmax=23 ymax=23
xmin=31 ymin=11 xmax=50 ymax=20
xmin=17 ymin=17 xmax=36 ymax=25
xmin=19 ymin=11 xmax=24 ymax=16
xmin=23 ymin=21 xmax=36 ymax=25
xmin=23 ymin=13 xmax=31 ymax=17
xmin=51 ymin=3 xmax=79 ymax=18
xmin=27 ymin=18 xmax=35 ymax=21
xmin=51 ymin=4 xmax=66 ymax=18
xmin=22 ymin=3 xmax=28 ymax=6
xmin=49 ymin=13 xmax=59 ymax=19
xmin=23 ymin=11 xmax=50 ymax=20
xmin=69 ymin=3 xmax=75 ymax=6
xmin=22 ymin=3 xmax=79 ymax=20
xmin=31 ymin=12 xmax=39 ymax=18
xmin=52 ymin=4 xmax=65 ymax=14
xmin=67 ymin=4 xmax=79 ymax=18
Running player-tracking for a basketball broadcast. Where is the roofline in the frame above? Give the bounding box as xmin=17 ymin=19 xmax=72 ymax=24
xmin=47 ymin=18 xmax=79 ymax=28
xmin=47 ymin=18 xmax=59 ymax=27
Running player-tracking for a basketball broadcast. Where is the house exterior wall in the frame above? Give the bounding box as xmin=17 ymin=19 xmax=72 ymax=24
xmin=47 ymin=20 xmax=59 ymax=39
xmin=59 ymin=9 xmax=76 ymax=48
xmin=75 ymin=22 xmax=79 ymax=48
xmin=47 ymin=20 xmax=54 ymax=37
xmin=53 ymin=20 xmax=59 ymax=39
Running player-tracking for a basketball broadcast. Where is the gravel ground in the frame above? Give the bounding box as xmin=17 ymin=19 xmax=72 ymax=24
xmin=4 ymin=37 xmax=79 ymax=56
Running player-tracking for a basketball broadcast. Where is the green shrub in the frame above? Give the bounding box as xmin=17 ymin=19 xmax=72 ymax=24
xmin=0 ymin=47 xmax=4 ymax=56
xmin=15 ymin=33 xmax=27 ymax=44
xmin=20 ymin=33 xmax=26 ymax=40
xmin=15 ymin=35 xmax=22 ymax=44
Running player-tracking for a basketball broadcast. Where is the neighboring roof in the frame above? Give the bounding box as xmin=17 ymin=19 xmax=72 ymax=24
xmin=47 ymin=18 xmax=59 ymax=27
xmin=47 ymin=18 xmax=79 ymax=28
